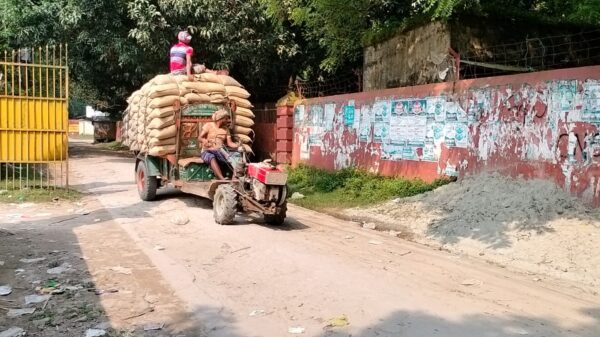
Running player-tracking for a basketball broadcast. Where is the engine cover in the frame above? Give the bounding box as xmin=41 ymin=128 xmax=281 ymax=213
xmin=247 ymin=163 xmax=288 ymax=186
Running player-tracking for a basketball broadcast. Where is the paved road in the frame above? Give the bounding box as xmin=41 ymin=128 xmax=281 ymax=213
xmin=67 ymin=140 xmax=599 ymax=337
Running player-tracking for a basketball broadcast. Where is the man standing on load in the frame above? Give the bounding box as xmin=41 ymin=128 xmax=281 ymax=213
xmin=170 ymin=31 xmax=195 ymax=79
xmin=198 ymin=110 xmax=239 ymax=180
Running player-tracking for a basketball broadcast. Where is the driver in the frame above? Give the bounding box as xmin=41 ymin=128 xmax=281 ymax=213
xmin=198 ymin=109 xmax=239 ymax=180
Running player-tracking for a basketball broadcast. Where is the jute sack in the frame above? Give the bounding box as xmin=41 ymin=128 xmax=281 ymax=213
xmin=229 ymin=96 xmax=253 ymax=108
xmin=210 ymin=94 xmax=226 ymax=103
xmin=148 ymin=83 xmax=182 ymax=98
xmin=241 ymin=143 xmax=253 ymax=154
xmin=235 ymin=107 xmax=255 ymax=118
xmin=141 ymin=144 xmax=149 ymax=153
xmin=141 ymin=81 xmax=154 ymax=94
xmin=235 ymin=133 xmax=253 ymax=144
xmin=194 ymin=72 xmax=221 ymax=83
xmin=148 ymin=107 xmax=175 ymax=119
xmin=152 ymin=74 xmax=177 ymax=85
xmin=235 ymin=115 xmax=255 ymax=128
xmin=149 ymin=145 xmax=176 ymax=156
xmin=226 ymin=86 xmax=250 ymax=99
xmin=127 ymin=90 xmax=141 ymax=104
xmin=149 ymin=137 xmax=177 ymax=147
xmin=184 ymin=92 xmax=211 ymax=104
xmin=147 ymin=115 xmax=175 ymax=129
xmin=182 ymin=81 xmax=226 ymax=94
xmin=218 ymin=75 xmax=242 ymax=87
xmin=149 ymin=124 xmax=177 ymax=139
xmin=148 ymin=96 xmax=180 ymax=109
xmin=137 ymin=134 xmax=146 ymax=144
xmin=234 ymin=125 xmax=253 ymax=136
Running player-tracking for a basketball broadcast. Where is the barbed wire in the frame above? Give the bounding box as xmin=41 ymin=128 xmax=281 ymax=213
xmin=459 ymin=28 xmax=600 ymax=79
xmin=295 ymin=71 xmax=362 ymax=99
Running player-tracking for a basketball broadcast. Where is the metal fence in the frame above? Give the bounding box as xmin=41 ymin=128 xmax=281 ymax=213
xmin=0 ymin=45 xmax=69 ymax=189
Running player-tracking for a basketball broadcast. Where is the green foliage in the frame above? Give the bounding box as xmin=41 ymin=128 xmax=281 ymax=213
xmin=287 ymin=164 xmax=450 ymax=209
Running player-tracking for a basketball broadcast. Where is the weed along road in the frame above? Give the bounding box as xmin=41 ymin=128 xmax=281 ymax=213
xmin=13 ymin=140 xmax=598 ymax=337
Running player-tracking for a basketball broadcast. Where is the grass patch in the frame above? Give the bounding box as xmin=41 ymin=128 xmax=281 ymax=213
xmin=287 ymin=165 xmax=450 ymax=210
xmin=97 ymin=141 xmax=129 ymax=151
xmin=0 ymin=183 xmax=82 ymax=203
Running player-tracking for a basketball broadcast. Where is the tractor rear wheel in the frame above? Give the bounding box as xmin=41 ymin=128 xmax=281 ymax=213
xmin=213 ymin=184 xmax=238 ymax=225
xmin=136 ymin=161 xmax=157 ymax=201
xmin=264 ymin=201 xmax=287 ymax=226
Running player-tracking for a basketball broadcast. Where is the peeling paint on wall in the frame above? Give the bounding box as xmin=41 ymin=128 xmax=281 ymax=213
xmin=292 ymin=66 xmax=600 ymax=205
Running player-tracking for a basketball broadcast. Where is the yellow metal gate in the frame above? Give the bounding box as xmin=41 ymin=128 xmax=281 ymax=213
xmin=0 ymin=45 xmax=69 ymax=189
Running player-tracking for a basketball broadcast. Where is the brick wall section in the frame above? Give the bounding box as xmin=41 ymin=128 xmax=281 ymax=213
xmin=276 ymin=105 xmax=294 ymax=164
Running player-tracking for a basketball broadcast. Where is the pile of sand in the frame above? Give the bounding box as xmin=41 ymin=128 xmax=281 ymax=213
xmin=346 ymin=173 xmax=600 ymax=288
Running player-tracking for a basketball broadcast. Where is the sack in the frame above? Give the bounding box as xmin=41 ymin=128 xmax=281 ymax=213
xmin=226 ymin=86 xmax=250 ymax=99
xmin=210 ymin=94 xmax=226 ymax=103
xmin=235 ymin=107 xmax=255 ymax=118
xmin=235 ymin=115 xmax=255 ymax=128
xmin=184 ymin=92 xmax=211 ymax=104
xmin=195 ymin=72 xmax=221 ymax=83
xmin=147 ymin=115 xmax=175 ymax=129
xmin=149 ymin=95 xmax=180 ymax=109
xmin=149 ymin=137 xmax=177 ymax=147
xmin=149 ymin=124 xmax=177 ymax=139
xmin=235 ymin=133 xmax=253 ymax=144
xmin=148 ymin=83 xmax=182 ymax=98
xmin=148 ymin=106 xmax=175 ymax=119
xmin=218 ymin=75 xmax=242 ymax=87
xmin=234 ymin=125 xmax=253 ymax=136
xmin=182 ymin=81 xmax=226 ymax=94
xmin=229 ymin=96 xmax=253 ymax=108
xmin=148 ymin=144 xmax=177 ymax=156
xmin=152 ymin=74 xmax=177 ymax=85
xmin=241 ymin=143 xmax=253 ymax=154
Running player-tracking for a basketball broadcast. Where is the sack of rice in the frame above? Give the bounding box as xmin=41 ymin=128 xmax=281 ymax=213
xmin=241 ymin=143 xmax=253 ymax=154
xmin=148 ymin=144 xmax=177 ymax=156
xmin=194 ymin=72 xmax=221 ymax=83
xmin=149 ymin=137 xmax=177 ymax=147
xmin=148 ymin=95 xmax=180 ymax=109
xmin=147 ymin=115 xmax=175 ymax=129
xmin=235 ymin=133 xmax=253 ymax=144
xmin=235 ymin=115 xmax=255 ymax=128
xmin=184 ymin=92 xmax=211 ymax=104
xmin=182 ymin=81 xmax=226 ymax=94
xmin=148 ymin=83 xmax=182 ymax=98
xmin=210 ymin=94 xmax=226 ymax=104
xmin=152 ymin=74 xmax=177 ymax=85
xmin=229 ymin=96 xmax=253 ymax=109
xmin=234 ymin=125 xmax=254 ymax=136
xmin=225 ymin=86 xmax=250 ymax=99
xmin=235 ymin=107 xmax=255 ymax=118
xmin=149 ymin=124 xmax=177 ymax=139
xmin=218 ymin=74 xmax=243 ymax=87
xmin=148 ymin=106 xmax=176 ymax=119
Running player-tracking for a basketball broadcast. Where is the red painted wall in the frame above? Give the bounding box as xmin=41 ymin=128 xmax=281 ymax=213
xmin=253 ymin=122 xmax=277 ymax=160
xmin=292 ymin=66 xmax=600 ymax=205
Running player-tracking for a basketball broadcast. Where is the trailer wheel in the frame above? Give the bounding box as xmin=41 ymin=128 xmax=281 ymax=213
xmin=136 ymin=160 xmax=158 ymax=201
xmin=213 ymin=184 xmax=238 ymax=225
xmin=264 ymin=201 xmax=287 ymax=226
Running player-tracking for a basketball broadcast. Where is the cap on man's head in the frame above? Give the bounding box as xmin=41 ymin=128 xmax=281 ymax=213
xmin=213 ymin=109 xmax=229 ymax=121
xmin=178 ymin=31 xmax=192 ymax=43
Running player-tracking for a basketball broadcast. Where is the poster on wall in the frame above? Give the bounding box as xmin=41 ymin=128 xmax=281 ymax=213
xmin=391 ymin=100 xmax=410 ymax=116
xmin=353 ymin=107 xmax=362 ymax=130
xmin=373 ymin=100 xmax=391 ymax=121
xmin=389 ymin=115 xmax=428 ymax=145
xmin=309 ymin=126 xmax=323 ymax=147
xmin=344 ymin=100 xmax=355 ymax=126
xmin=300 ymin=134 xmax=309 ymax=160
xmin=427 ymin=97 xmax=446 ymax=121
xmin=310 ymin=105 xmax=324 ymax=127
xmin=583 ymin=81 xmax=600 ymax=124
xmin=324 ymin=103 xmax=336 ymax=131
xmin=408 ymin=99 xmax=427 ymax=115
xmin=381 ymin=144 xmax=403 ymax=160
xmin=422 ymin=142 xmax=436 ymax=161
xmin=294 ymin=105 xmax=305 ymax=124
xmin=359 ymin=105 xmax=372 ymax=142
xmin=551 ymin=80 xmax=578 ymax=112
xmin=373 ymin=122 xmax=389 ymax=143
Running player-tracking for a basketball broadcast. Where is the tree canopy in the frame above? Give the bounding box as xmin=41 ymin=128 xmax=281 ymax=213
xmin=1 ymin=0 xmax=598 ymax=111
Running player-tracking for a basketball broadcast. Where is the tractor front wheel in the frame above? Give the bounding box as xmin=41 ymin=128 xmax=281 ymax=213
xmin=264 ymin=201 xmax=287 ymax=226
xmin=213 ymin=184 xmax=238 ymax=225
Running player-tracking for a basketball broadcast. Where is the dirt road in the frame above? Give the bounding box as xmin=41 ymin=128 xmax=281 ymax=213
xmin=1 ymin=140 xmax=599 ymax=337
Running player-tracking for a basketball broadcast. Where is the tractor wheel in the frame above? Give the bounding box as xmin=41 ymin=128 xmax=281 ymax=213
xmin=264 ymin=201 xmax=287 ymax=226
xmin=136 ymin=161 xmax=157 ymax=201
xmin=213 ymin=184 xmax=238 ymax=225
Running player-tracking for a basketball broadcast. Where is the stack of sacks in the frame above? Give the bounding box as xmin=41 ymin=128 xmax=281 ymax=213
xmin=122 ymin=72 xmax=255 ymax=156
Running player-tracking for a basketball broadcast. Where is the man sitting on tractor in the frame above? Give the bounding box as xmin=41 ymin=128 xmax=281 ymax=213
xmin=198 ymin=110 xmax=239 ymax=180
